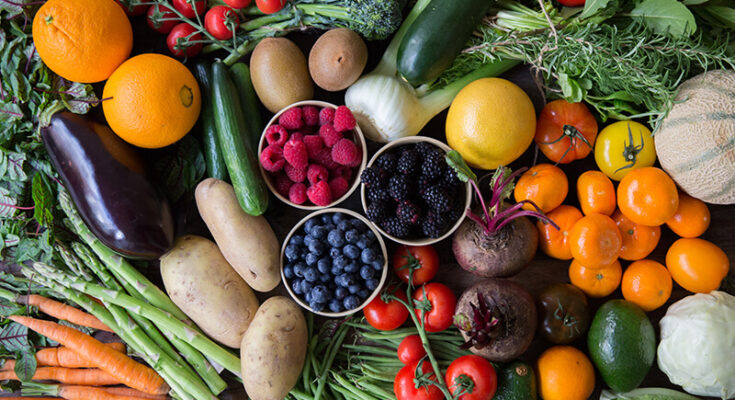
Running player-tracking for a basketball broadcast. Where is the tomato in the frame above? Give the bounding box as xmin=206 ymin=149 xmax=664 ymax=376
xmin=535 ymin=100 xmax=598 ymax=164
xmin=513 ymin=164 xmax=568 ymax=213
xmin=166 ymin=23 xmax=203 ymax=58
xmin=569 ymin=213 xmax=622 ymax=268
xmin=413 ymin=283 xmax=456 ymax=333
xmin=397 ymin=334 xmax=426 ymax=365
xmin=537 ymin=205 xmax=583 ymax=260
xmin=172 ymin=0 xmax=207 ymax=18
xmin=557 ymin=0 xmax=585 ymax=6
xmin=617 ymin=167 xmax=679 ymax=226
xmin=394 ymin=359 xmax=443 ymax=400
xmin=147 ymin=4 xmax=178 ymax=34
xmin=612 ymin=209 xmax=660 ymax=261
xmin=114 ymin=0 xmax=148 ymax=16
xmin=445 ymin=355 xmax=498 ymax=400
xmin=364 ymin=287 xmax=409 ymax=331
xmin=392 ymin=245 xmax=439 ymax=286
xmin=204 ymin=6 xmax=239 ymax=40
xmin=666 ymin=238 xmax=729 ymax=293
xmin=256 ymin=0 xmax=287 ymax=14
xmin=594 ymin=120 xmax=656 ymax=181
xmin=224 ymin=0 xmax=252 ymax=8
xmin=665 ymin=193 xmax=710 ymax=238
xmin=537 ymin=283 xmax=590 ymax=344
xmin=576 ymin=170 xmax=615 ymax=216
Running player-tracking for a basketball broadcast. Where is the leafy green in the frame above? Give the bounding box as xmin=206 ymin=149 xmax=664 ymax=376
xmin=151 ymin=135 xmax=206 ymax=203
xmin=14 ymin=350 xmax=36 ymax=382
xmin=0 ymin=322 xmax=29 ymax=353
xmin=445 ymin=150 xmax=477 ymax=183
xmin=630 ymin=0 xmax=697 ymax=37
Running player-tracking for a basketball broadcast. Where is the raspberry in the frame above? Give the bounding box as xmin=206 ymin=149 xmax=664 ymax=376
xmin=333 ymin=106 xmax=356 ymax=132
xmin=319 ymin=124 xmax=343 ymax=148
xmin=303 ymin=106 xmax=320 ymax=126
xmin=290 ymin=132 xmax=304 ymax=142
xmin=285 ymin=163 xmax=307 ymax=183
xmin=307 ymin=164 xmax=329 ymax=185
xmin=273 ymin=172 xmax=292 ymax=197
xmin=312 ymin=147 xmax=340 ymax=169
xmin=319 ymin=107 xmax=335 ymax=125
xmin=333 ymin=166 xmax=353 ymax=182
xmin=288 ymin=183 xmax=307 ymax=204
xmin=260 ymin=144 xmax=285 ymax=172
xmin=303 ymin=135 xmax=324 ymax=158
xmin=283 ymin=138 xmax=308 ymax=169
xmin=278 ymin=107 xmax=303 ymax=130
xmin=331 ymin=138 xmax=361 ymax=167
xmin=329 ymin=176 xmax=350 ymax=199
xmin=306 ymin=180 xmax=333 ymax=206
xmin=265 ymin=124 xmax=288 ymax=147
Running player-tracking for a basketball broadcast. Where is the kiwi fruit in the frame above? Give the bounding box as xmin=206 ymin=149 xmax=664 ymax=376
xmin=250 ymin=37 xmax=313 ymax=113
xmin=308 ymin=28 xmax=368 ymax=92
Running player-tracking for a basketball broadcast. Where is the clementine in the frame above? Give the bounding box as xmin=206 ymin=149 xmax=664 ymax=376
xmin=622 ymin=260 xmax=672 ymax=311
xmin=536 ymin=345 xmax=595 ymax=400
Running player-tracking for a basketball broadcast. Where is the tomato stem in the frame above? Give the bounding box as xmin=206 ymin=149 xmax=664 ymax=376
xmin=614 ymin=122 xmax=646 ymax=173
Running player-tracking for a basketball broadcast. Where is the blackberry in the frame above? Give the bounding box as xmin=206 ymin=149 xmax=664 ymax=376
xmin=421 ymin=149 xmax=444 ymax=180
xmin=360 ymin=166 xmax=384 ymax=187
xmin=388 ymin=175 xmax=410 ymax=201
xmin=366 ymin=200 xmax=390 ymax=222
xmin=422 ymin=185 xmax=453 ymax=213
xmin=382 ymin=217 xmax=411 ymax=238
xmin=448 ymin=204 xmax=464 ymax=224
xmin=421 ymin=211 xmax=446 ymax=238
xmin=443 ymin=166 xmax=462 ymax=187
xmin=397 ymin=149 xmax=419 ymax=175
xmin=416 ymin=174 xmax=433 ymax=195
xmin=375 ymin=152 xmax=397 ymax=172
xmin=367 ymin=186 xmax=390 ymax=203
xmin=396 ymin=200 xmax=421 ymax=225
xmin=415 ymin=141 xmax=435 ymax=156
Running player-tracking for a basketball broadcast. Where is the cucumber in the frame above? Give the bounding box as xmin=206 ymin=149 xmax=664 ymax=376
xmin=193 ymin=61 xmax=228 ymax=181
xmin=210 ymin=61 xmax=269 ymax=216
xmin=229 ymin=62 xmax=263 ymax=152
xmin=494 ymin=361 xmax=537 ymax=400
xmin=396 ymin=0 xmax=493 ymax=86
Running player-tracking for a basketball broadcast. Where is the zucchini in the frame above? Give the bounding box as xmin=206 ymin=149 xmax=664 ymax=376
xmin=494 ymin=361 xmax=537 ymax=400
xmin=229 ymin=62 xmax=263 ymax=152
xmin=193 ymin=61 xmax=228 ymax=181
xmin=396 ymin=0 xmax=493 ymax=86
xmin=210 ymin=61 xmax=269 ymax=216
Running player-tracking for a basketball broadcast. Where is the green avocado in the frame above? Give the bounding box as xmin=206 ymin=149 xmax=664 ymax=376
xmin=493 ymin=361 xmax=537 ymax=400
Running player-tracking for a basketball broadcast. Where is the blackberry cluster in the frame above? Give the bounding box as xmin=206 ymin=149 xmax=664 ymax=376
xmin=360 ymin=142 xmax=465 ymax=239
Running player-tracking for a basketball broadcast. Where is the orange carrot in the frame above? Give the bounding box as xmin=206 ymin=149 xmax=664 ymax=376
xmin=97 ymin=386 xmax=168 ymax=399
xmin=57 ymin=385 xmax=153 ymax=400
xmin=8 ymin=316 xmax=168 ymax=395
xmin=19 ymin=295 xmax=113 ymax=333
xmin=0 ymin=367 xmax=121 ymax=386
xmin=2 ymin=343 xmax=126 ymax=370
xmin=1 ymin=397 xmax=60 ymax=399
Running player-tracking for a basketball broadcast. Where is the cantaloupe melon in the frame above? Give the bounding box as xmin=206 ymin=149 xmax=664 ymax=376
xmin=655 ymin=70 xmax=735 ymax=205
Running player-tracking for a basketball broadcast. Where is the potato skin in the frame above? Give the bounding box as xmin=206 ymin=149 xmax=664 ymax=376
xmin=195 ymin=178 xmax=280 ymax=292
xmin=241 ymin=296 xmax=307 ymax=400
xmin=160 ymin=235 xmax=259 ymax=348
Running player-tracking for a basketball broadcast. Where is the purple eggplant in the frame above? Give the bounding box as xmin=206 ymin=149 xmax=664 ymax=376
xmin=42 ymin=112 xmax=174 ymax=259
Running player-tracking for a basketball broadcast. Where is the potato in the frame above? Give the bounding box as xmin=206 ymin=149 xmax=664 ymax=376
xmin=160 ymin=235 xmax=259 ymax=348
xmin=195 ymin=178 xmax=280 ymax=292
xmin=241 ymin=296 xmax=307 ymax=400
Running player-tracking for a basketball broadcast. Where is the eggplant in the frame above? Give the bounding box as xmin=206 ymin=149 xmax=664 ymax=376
xmin=42 ymin=112 xmax=174 ymax=259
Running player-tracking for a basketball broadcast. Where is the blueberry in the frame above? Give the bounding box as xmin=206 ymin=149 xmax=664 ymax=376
xmin=300 ymin=249 xmax=310 ymax=260
xmin=303 ymin=235 xmax=316 ymax=247
xmin=365 ymin=230 xmax=376 ymax=243
xmin=311 ymin=225 xmax=327 ymax=239
xmin=329 ymin=247 xmax=342 ymax=258
xmin=333 ymin=255 xmax=348 ymax=269
xmin=336 ymin=273 xmax=353 ymax=287
xmin=304 ymin=218 xmax=319 ymax=233
xmin=293 ymin=262 xmax=306 ymax=278
xmin=308 ymin=241 xmax=325 ymax=256
xmin=360 ymin=265 xmax=375 ymax=280
xmin=330 ymin=264 xmax=343 ymax=276
xmin=283 ymin=264 xmax=294 ymax=279
xmin=321 ymin=214 xmax=333 ymax=224
xmin=327 ymin=230 xmax=345 ymax=247
xmin=305 ymin=290 xmax=312 ymax=303
xmin=356 ymin=238 xmax=369 ymax=249
xmin=291 ymin=278 xmax=303 ymax=294
xmin=370 ymin=260 xmax=383 ymax=271
xmin=351 ymin=219 xmax=367 ymax=232
xmin=311 ymin=285 xmax=329 ymax=303
xmin=332 ymin=213 xmax=345 ymax=224
xmin=310 ymin=300 xmax=326 ymax=312
xmin=344 ymin=262 xmax=359 ymax=274
xmin=319 ymin=273 xmax=331 ymax=283
xmin=328 ymin=281 xmax=338 ymax=290
xmin=343 ymin=295 xmax=360 ymax=310
xmin=335 ymin=286 xmax=348 ymax=300
xmin=317 ymin=258 xmax=331 ymax=274
xmin=323 ymin=223 xmax=336 ymax=232
xmin=328 ymin=299 xmax=343 ymax=313
xmin=343 ymin=244 xmax=360 ymax=259
xmin=337 ymin=220 xmax=351 ymax=231
xmin=360 ymin=248 xmax=376 ymax=263
xmin=290 ymin=235 xmax=305 ymax=246
xmin=345 ymin=229 xmax=359 ymax=243
xmin=305 ymin=252 xmax=319 ymax=266
xmin=284 ymin=244 xmax=300 ymax=262
xmin=357 ymin=289 xmax=370 ymax=299
xmin=348 ymin=284 xmax=361 ymax=294
xmin=301 ymin=280 xmax=313 ymax=294
xmin=304 ymin=267 xmax=318 ymax=282
xmin=365 ymin=278 xmax=379 ymax=290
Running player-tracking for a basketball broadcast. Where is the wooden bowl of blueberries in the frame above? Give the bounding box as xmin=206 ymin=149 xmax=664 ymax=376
xmin=280 ymin=208 xmax=388 ymax=317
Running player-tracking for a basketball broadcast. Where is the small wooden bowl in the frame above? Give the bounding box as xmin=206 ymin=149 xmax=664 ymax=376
xmin=258 ymin=100 xmax=368 ymax=210
xmin=280 ymin=208 xmax=388 ymax=317
xmin=360 ymin=136 xmax=472 ymax=246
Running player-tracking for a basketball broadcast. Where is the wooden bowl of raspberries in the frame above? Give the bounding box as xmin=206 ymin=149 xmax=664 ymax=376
xmin=258 ymin=100 xmax=367 ymax=209
xmin=360 ymin=136 xmax=472 ymax=245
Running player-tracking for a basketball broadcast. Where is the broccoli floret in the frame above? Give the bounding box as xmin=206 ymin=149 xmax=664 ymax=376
xmin=339 ymin=0 xmax=404 ymax=40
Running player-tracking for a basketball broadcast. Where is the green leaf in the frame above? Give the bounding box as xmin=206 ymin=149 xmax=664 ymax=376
xmin=682 ymin=0 xmax=708 ymax=4
xmin=58 ymin=319 xmax=95 ymax=335
xmin=31 ymin=173 xmax=53 ymax=228
xmin=14 ymin=349 xmax=36 ymax=382
xmin=558 ymin=73 xmax=585 ymax=103
xmin=630 ymin=0 xmax=697 ymax=37
xmin=0 ymin=322 xmax=29 ymax=353
xmin=151 ymin=135 xmax=206 ymax=203
xmin=0 ymin=300 xmax=24 ymax=318
xmin=0 ymin=1 xmax=24 ymax=18
xmin=14 ymin=238 xmax=42 ymax=263
xmin=0 ymin=187 xmax=18 ymax=218
xmin=445 ymin=150 xmax=477 ymax=183
xmin=703 ymin=5 xmax=735 ymax=29
xmin=579 ymin=0 xmax=614 ymax=19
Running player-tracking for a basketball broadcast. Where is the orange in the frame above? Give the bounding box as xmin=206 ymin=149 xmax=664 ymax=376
xmin=612 ymin=210 xmax=661 ymax=261
xmin=666 ymin=238 xmax=730 ymax=293
xmin=569 ymin=258 xmax=622 ymax=298
xmin=617 ymin=167 xmax=679 ymax=226
xmin=514 ymin=164 xmax=568 ymax=213
xmin=569 ymin=213 xmax=622 ymax=268
xmin=577 ymin=170 xmax=616 ymax=216
xmin=32 ymin=0 xmax=133 ymax=83
xmin=665 ymin=193 xmax=711 ymax=238
xmin=102 ymin=54 xmax=201 ymax=149
xmin=537 ymin=205 xmax=583 ymax=260
xmin=622 ymin=260 xmax=672 ymax=311
xmin=536 ymin=345 xmax=595 ymax=400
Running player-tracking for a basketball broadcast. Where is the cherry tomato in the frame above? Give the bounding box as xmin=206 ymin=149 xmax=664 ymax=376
xmin=445 ymin=355 xmax=498 ymax=400
xmin=397 ymin=334 xmax=426 ymax=365
xmin=204 ymin=6 xmax=239 ymax=40
xmin=413 ymin=283 xmax=456 ymax=333
xmin=394 ymin=359 xmax=443 ymax=400
xmin=617 ymin=167 xmax=679 ymax=226
xmin=114 ymin=0 xmax=148 ymax=16
xmin=172 ymin=0 xmax=207 ymax=18
xmin=665 ymin=193 xmax=710 ymax=238
xmin=166 ymin=23 xmax=203 ymax=58
xmin=392 ymin=245 xmax=439 ymax=286
xmin=556 ymin=0 xmax=585 ymax=6
xmin=594 ymin=121 xmax=656 ymax=181
xmin=363 ymin=287 xmax=409 ymax=331
xmin=535 ymin=100 xmax=598 ymax=164
xmin=224 ymin=0 xmax=252 ymax=8
xmin=256 ymin=0 xmax=287 ymax=14
xmin=147 ymin=4 xmax=177 ymax=34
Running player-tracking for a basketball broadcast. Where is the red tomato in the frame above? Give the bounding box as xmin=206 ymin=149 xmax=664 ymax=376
xmin=557 ymin=0 xmax=585 ymax=5
xmin=166 ymin=23 xmax=203 ymax=58
xmin=114 ymin=0 xmax=148 ymax=16
xmin=397 ymin=334 xmax=426 ymax=365
xmin=224 ymin=0 xmax=252 ymax=8
xmin=172 ymin=0 xmax=207 ymax=18
xmin=147 ymin=4 xmax=178 ymax=34
xmin=363 ymin=288 xmax=409 ymax=331
xmin=204 ymin=6 xmax=239 ymax=40
xmin=394 ymin=360 xmax=443 ymax=400
xmin=445 ymin=355 xmax=498 ymax=400
xmin=413 ymin=283 xmax=456 ymax=333
xmin=392 ymin=245 xmax=439 ymax=286
xmin=535 ymin=99 xmax=598 ymax=164
xmin=256 ymin=0 xmax=287 ymax=14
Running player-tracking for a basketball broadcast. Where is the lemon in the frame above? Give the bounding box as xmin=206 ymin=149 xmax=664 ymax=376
xmin=446 ymin=78 xmax=536 ymax=170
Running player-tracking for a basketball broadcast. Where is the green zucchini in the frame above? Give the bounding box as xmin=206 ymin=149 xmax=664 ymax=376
xmin=396 ymin=0 xmax=493 ymax=86
xmin=493 ymin=361 xmax=537 ymax=400
xmin=229 ymin=62 xmax=263 ymax=152
xmin=193 ymin=60 xmax=228 ymax=181
xmin=210 ymin=61 xmax=269 ymax=216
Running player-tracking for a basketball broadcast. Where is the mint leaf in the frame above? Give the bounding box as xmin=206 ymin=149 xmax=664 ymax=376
xmin=631 ymin=0 xmax=697 ymax=37
xmin=579 ymin=0 xmax=613 ymax=19
xmin=558 ymin=73 xmax=585 ymax=103
xmin=445 ymin=150 xmax=477 ymax=183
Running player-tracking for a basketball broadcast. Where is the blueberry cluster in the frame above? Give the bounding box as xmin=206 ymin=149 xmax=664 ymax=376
xmin=283 ymin=213 xmax=384 ymax=313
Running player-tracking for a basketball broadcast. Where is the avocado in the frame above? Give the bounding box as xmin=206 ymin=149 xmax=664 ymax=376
xmin=493 ymin=361 xmax=537 ymax=400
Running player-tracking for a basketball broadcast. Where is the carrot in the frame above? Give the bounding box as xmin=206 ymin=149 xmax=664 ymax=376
xmin=19 ymin=295 xmax=113 ymax=333
xmin=97 ymin=386 xmax=168 ymax=399
xmin=0 ymin=367 xmax=121 ymax=386
xmin=1 ymin=397 xmax=59 ymax=399
xmin=2 ymin=343 xmax=126 ymax=370
xmin=57 ymin=385 xmax=154 ymax=400
xmin=8 ymin=316 xmax=169 ymax=395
